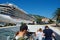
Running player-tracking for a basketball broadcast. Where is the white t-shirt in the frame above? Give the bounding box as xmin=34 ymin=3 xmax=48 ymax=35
xmin=36 ymin=31 xmax=43 ymax=40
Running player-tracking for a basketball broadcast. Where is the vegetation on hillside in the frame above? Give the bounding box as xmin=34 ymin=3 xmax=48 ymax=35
xmin=28 ymin=14 xmax=46 ymax=24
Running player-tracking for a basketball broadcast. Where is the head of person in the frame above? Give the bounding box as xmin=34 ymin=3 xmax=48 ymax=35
xmin=20 ymin=23 xmax=28 ymax=34
xmin=39 ymin=28 xmax=43 ymax=32
xmin=45 ymin=26 xmax=49 ymax=29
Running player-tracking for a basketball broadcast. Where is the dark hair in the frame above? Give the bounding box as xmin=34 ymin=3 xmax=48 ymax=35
xmin=20 ymin=23 xmax=28 ymax=31
xmin=45 ymin=26 xmax=49 ymax=29
xmin=39 ymin=28 xmax=42 ymax=32
xmin=16 ymin=31 xmax=19 ymax=36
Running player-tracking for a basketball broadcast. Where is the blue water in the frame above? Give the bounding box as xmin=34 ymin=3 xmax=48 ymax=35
xmin=0 ymin=26 xmax=20 ymax=40
xmin=0 ymin=29 xmax=15 ymax=36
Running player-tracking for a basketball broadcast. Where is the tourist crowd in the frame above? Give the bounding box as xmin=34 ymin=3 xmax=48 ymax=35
xmin=13 ymin=23 xmax=56 ymax=40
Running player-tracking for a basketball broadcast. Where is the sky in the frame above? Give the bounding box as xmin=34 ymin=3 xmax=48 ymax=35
xmin=0 ymin=0 xmax=60 ymax=18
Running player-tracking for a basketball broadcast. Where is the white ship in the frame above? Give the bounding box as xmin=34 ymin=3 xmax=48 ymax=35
xmin=0 ymin=3 xmax=35 ymax=26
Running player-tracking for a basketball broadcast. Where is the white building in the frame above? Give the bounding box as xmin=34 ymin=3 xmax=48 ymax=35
xmin=42 ymin=18 xmax=50 ymax=23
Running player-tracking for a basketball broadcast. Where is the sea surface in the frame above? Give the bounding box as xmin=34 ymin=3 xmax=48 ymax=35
xmin=0 ymin=26 xmax=20 ymax=40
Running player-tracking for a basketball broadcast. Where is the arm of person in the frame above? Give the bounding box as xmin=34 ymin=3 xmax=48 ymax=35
xmin=42 ymin=33 xmax=45 ymax=38
xmin=52 ymin=33 xmax=57 ymax=40
xmin=52 ymin=33 xmax=55 ymax=37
